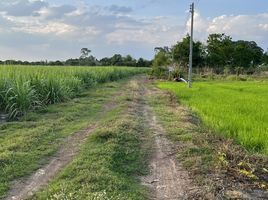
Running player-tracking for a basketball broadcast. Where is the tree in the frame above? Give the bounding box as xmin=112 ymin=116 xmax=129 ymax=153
xmin=99 ymin=57 xmax=111 ymax=66
xmin=206 ymin=33 xmax=234 ymax=69
xmin=110 ymin=54 xmax=123 ymax=66
xmin=80 ymin=48 xmax=91 ymax=59
xmin=172 ymin=35 xmax=205 ymax=68
xmin=233 ymin=41 xmax=263 ymax=69
xmin=123 ymin=55 xmax=136 ymax=66
xmin=151 ymin=51 xmax=170 ymax=78
xmin=153 ymin=51 xmax=170 ymax=67
xmin=154 ymin=46 xmax=170 ymax=53
xmin=262 ymin=51 xmax=268 ymax=65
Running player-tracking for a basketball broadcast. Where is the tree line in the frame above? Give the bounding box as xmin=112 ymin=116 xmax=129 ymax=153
xmin=153 ymin=33 xmax=268 ymax=77
xmin=0 ymin=49 xmax=152 ymax=68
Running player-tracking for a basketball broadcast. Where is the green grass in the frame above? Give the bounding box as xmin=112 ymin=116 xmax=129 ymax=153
xmin=157 ymin=81 xmax=268 ymax=154
xmin=30 ymin=79 xmax=149 ymax=200
xmin=0 ymin=65 xmax=149 ymax=119
xmin=0 ymin=79 xmax=142 ymax=198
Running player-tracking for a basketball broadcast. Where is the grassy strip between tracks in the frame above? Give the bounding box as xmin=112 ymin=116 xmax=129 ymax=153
xmin=30 ymin=79 xmax=150 ymax=200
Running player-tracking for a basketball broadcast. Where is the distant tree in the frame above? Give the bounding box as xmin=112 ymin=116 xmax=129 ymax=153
xmin=99 ymin=57 xmax=111 ymax=66
xmin=153 ymin=51 xmax=170 ymax=67
xmin=110 ymin=54 xmax=123 ymax=66
xmin=206 ymin=33 xmax=234 ymax=69
xmin=154 ymin=46 xmax=170 ymax=53
xmin=80 ymin=48 xmax=91 ymax=59
xmin=172 ymin=35 xmax=205 ymax=68
xmin=49 ymin=60 xmax=63 ymax=66
xmin=262 ymin=51 xmax=268 ymax=65
xmin=151 ymin=51 xmax=170 ymax=78
xmin=233 ymin=40 xmax=263 ymax=69
xmin=65 ymin=58 xmax=80 ymax=66
xmin=122 ymin=55 xmax=136 ymax=66
xmin=136 ymin=58 xmax=146 ymax=67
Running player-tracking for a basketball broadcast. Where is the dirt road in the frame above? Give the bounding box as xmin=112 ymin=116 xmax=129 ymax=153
xmin=3 ymin=77 xmax=197 ymax=200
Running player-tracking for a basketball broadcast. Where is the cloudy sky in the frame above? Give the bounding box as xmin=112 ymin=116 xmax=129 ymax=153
xmin=0 ymin=0 xmax=268 ymax=61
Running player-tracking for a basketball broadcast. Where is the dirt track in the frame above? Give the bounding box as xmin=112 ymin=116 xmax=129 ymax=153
xmin=140 ymin=85 xmax=194 ymax=200
xmin=142 ymin=109 xmax=192 ymax=199
xmin=4 ymin=77 xmax=197 ymax=200
xmin=4 ymin=124 xmax=97 ymax=200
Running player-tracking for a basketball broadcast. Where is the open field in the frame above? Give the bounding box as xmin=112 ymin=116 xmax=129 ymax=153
xmin=0 ymin=65 xmax=149 ymax=119
xmin=157 ymin=80 xmax=268 ymax=154
xmin=0 ymin=74 xmax=267 ymax=199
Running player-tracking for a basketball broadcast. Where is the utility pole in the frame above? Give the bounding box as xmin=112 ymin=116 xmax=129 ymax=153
xmin=188 ymin=2 xmax=194 ymax=88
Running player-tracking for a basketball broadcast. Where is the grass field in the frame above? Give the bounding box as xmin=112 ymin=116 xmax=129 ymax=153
xmin=0 ymin=65 xmax=148 ymax=119
xmin=157 ymin=81 xmax=268 ymax=154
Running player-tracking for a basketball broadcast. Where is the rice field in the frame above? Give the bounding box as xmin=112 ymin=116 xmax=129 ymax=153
xmin=0 ymin=65 xmax=148 ymax=119
xmin=158 ymin=81 xmax=268 ymax=154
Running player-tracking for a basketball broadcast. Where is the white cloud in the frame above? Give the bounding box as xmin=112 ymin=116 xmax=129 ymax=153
xmin=0 ymin=0 xmax=267 ymax=61
xmin=259 ymin=23 xmax=268 ymax=31
xmin=0 ymin=0 xmax=48 ymax=17
xmin=38 ymin=5 xmax=76 ymax=19
xmin=186 ymin=12 xmax=268 ymax=47
xmin=13 ymin=22 xmax=76 ymax=35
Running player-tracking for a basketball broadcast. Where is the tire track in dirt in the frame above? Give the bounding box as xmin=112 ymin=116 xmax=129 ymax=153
xmin=4 ymin=124 xmax=97 ymax=200
xmin=140 ymin=85 xmax=195 ymax=200
xmin=3 ymin=96 xmax=120 ymax=200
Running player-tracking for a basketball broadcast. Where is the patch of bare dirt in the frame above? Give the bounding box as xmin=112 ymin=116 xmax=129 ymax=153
xmin=141 ymin=110 xmax=196 ymax=199
xmin=139 ymin=84 xmax=200 ymax=199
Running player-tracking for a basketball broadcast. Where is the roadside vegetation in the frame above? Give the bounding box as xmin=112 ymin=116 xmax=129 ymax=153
xmin=148 ymin=85 xmax=268 ymax=198
xmin=151 ymin=33 xmax=268 ymax=79
xmin=0 ymin=66 xmax=149 ymax=119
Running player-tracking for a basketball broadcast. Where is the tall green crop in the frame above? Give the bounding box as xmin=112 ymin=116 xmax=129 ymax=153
xmin=0 ymin=65 xmax=149 ymax=119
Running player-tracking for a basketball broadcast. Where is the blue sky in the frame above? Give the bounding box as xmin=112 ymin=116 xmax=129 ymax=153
xmin=0 ymin=0 xmax=268 ymax=61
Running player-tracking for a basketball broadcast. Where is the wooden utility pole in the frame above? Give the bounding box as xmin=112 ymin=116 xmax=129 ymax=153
xmin=188 ymin=2 xmax=194 ymax=88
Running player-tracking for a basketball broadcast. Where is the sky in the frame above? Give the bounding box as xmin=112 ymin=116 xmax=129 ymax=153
xmin=0 ymin=0 xmax=268 ymax=61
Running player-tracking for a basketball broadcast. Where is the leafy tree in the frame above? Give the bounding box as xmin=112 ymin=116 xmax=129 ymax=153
xmin=233 ymin=40 xmax=263 ymax=68
xmin=99 ymin=57 xmax=111 ymax=66
xmin=80 ymin=48 xmax=91 ymax=59
xmin=206 ymin=33 xmax=234 ymax=69
xmin=172 ymin=35 xmax=205 ymax=68
xmin=123 ymin=55 xmax=136 ymax=66
xmin=65 ymin=58 xmax=80 ymax=66
xmin=153 ymin=51 xmax=170 ymax=67
xmin=110 ymin=54 xmax=123 ymax=66
xmin=151 ymin=51 xmax=170 ymax=78
xmin=262 ymin=51 xmax=268 ymax=65
xmin=154 ymin=46 xmax=170 ymax=53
